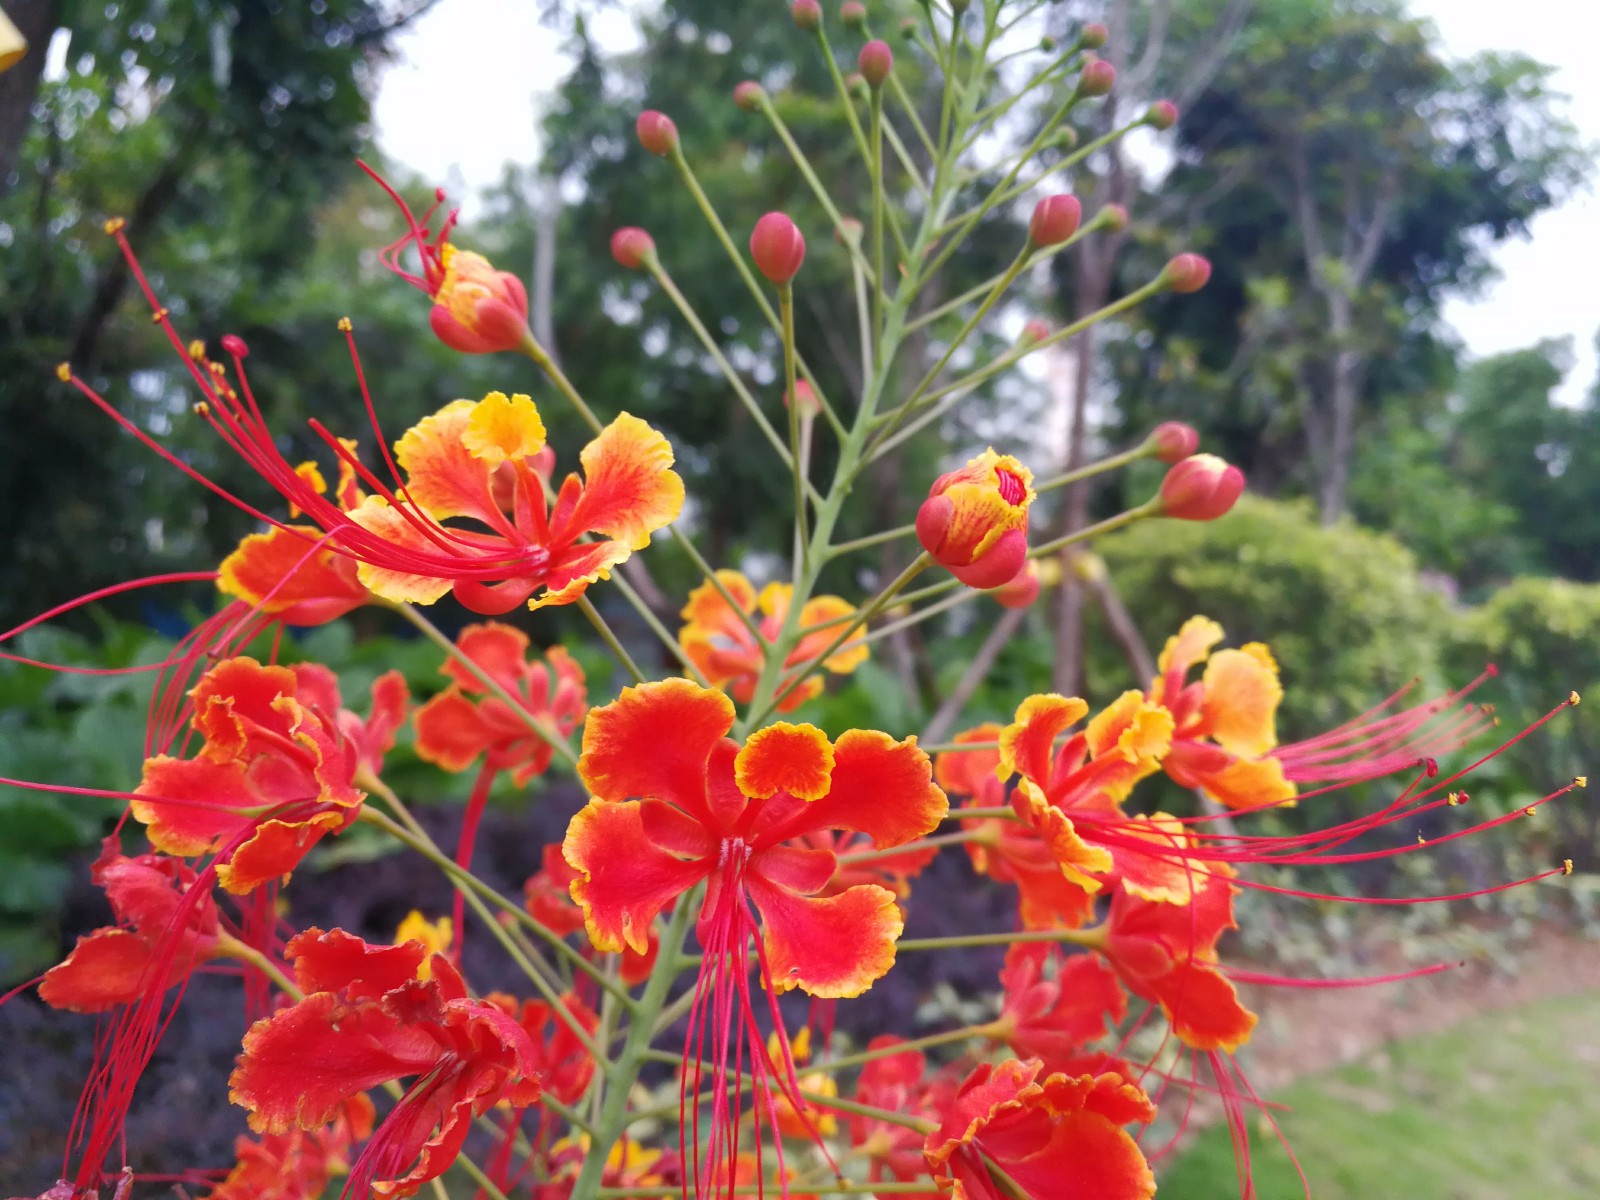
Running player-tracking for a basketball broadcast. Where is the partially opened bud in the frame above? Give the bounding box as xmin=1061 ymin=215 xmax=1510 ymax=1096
xmin=750 ymin=212 xmax=806 ymax=285
xmin=1018 ymin=318 xmax=1052 ymax=347
xmin=428 ymin=247 xmax=532 ymax=355
xmin=785 ymin=380 xmax=822 ymax=418
xmin=1078 ymin=57 xmax=1116 ymax=96
xmin=859 ymin=40 xmax=893 ymax=87
xmin=791 ymin=0 xmax=822 ymax=30
xmin=611 ymin=227 xmax=657 ymax=270
xmin=734 ymin=81 xmax=765 ymax=111
xmin=1028 ymin=194 xmax=1082 ymax=248
xmin=636 ymin=110 xmax=679 ymax=156
xmin=991 ymin=560 xmax=1042 ymax=610
xmin=916 ymin=449 xmax=1036 ymax=589
xmin=1146 ymin=100 xmax=1179 ymax=130
xmin=1080 ymin=22 xmax=1108 ymax=49
xmin=1149 ymin=421 xmax=1200 ymax=464
xmin=840 ymin=1 xmax=867 ymax=30
xmin=1163 ymin=252 xmax=1212 ymax=294
xmin=1158 ymin=454 xmax=1244 ymax=521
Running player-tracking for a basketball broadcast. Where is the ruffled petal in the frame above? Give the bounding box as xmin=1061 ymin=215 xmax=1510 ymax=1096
xmin=528 ymin=539 xmax=634 ymax=610
xmin=217 ymin=811 xmax=350 ymax=894
xmin=746 ymin=876 xmax=902 ymax=998
xmin=413 ymin=691 xmax=497 ymax=773
xmin=788 ymin=730 xmax=947 ymax=848
xmin=1108 ymin=814 xmax=1195 ymax=905
xmin=577 ymin=679 xmax=733 ymax=812
xmin=1199 ymin=646 xmax=1283 ymax=758
xmin=1148 ymin=961 xmax=1258 ymax=1052
xmin=218 ymin=526 xmax=368 ymax=625
xmin=561 ymin=413 xmax=684 ymax=549
xmin=441 ymin=622 xmax=531 ymax=694
xmin=734 ymin=722 xmax=834 ymax=801
xmin=564 ymin=799 xmax=708 ymax=955
xmin=1011 ymin=781 xmax=1111 ymax=890
xmin=793 ymin=595 xmax=869 ymax=674
xmin=133 ymin=755 xmax=258 ymax=855
xmin=392 ymin=400 xmax=500 ymax=522
xmin=933 ymin=725 xmax=1004 ymax=799
xmin=345 ymin=499 xmax=458 ymax=605
xmin=38 ymin=928 xmax=161 ymax=1013
xmin=999 ymin=694 xmax=1089 ymax=786
xmin=287 ymin=928 xmax=428 ymax=999
xmin=460 ymin=392 xmax=546 ymax=467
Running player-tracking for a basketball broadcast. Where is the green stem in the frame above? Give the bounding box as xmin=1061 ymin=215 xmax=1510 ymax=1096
xmin=897 ymin=925 xmax=1106 ymax=953
xmin=869 ymin=88 xmax=887 ymax=344
xmin=756 ymin=92 xmax=877 ymax=285
xmin=780 ymin=282 xmax=809 ymax=573
xmin=577 ymin=594 xmax=646 ymax=684
xmin=818 ymin=1021 xmax=996 ymax=1071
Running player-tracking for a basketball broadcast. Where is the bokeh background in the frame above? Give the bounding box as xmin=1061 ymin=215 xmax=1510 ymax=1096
xmin=3 ymin=0 xmax=1599 ymax=1196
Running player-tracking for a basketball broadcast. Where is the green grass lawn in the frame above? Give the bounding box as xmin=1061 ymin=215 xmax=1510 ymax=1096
xmin=1156 ymin=991 xmax=1600 ymax=1199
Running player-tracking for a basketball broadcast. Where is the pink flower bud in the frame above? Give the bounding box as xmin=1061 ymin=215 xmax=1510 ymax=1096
xmin=635 ymin=110 xmax=679 ymax=157
xmin=1146 ymin=100 xmax=1179 ymax=130
xmin=1163 ymin=252 xmax=1212 ymax=294
xmin=1078 ymin=57 xmax=1116 ymax=96
xmin=916 ymin=449 xmax=1036 ymax=589
xmin=791 ymin=0 xmax=822 ymax=30
xmin=859 ymin=40 xmax=893 ymax=87
xmin=991 ymin=561 xmax=1042 ymax=610
xmin=784 ymin=380 xmax=822 ymax=418
xmin=840 ymin=1 xmax=867 ymax=30
xmin=1028 ymin=194 xmax=1082 ymax=248
xmin=1018 ymin=318 xmax=1052 ymax=347
xmin=750 ymin=212 xmax=807 ymax=284
xmin=1149 ymin=421 xmax=1199 ymax=464
xmin=610 ymin=227 xmax=656 ymax=270
xmin=1158 ymin=454 xmax=1244 ymax=521
xmin=734 ymin=81 xmax=765 ymax=111
xmin=1096 ymin=203 xmax=1129 ymax=233
xmin=1080 ymin=22 xmax=1108 ymax=49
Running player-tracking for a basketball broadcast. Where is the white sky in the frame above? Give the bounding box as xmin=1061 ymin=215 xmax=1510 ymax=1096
xmin=374 ymin=0 xmax=1600 ymax=402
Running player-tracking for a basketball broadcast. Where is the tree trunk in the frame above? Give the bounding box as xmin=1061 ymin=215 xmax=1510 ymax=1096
xmin=1317 ymin=297 xmax=1359 ymax=525
xmin=0 ymin=0 xmax=60 ymax=194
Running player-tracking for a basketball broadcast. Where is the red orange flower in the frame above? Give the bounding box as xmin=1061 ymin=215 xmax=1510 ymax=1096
xmin=230 ymin=928 xmax=541 ymax=1199
xmin=414 ymin=622 xmax=587 ymax=785
xmin=924 ymin=1058 xmax=1155 ymax=1200
xmin=134 ymin=657 xmax=407 ymax=893
xmin=38 ymin=839 xmax=221 ymax=1013
xmin=677 ymin=571 xmax=868 ymax=712
xmin=489 ymin=992 xmax=601 ymax=1107
xmin=523 ymin=844 xmax=658 ymax=987
xmin=207 ymin=1095 xmax=375 ymax=1200
xmin=848 ymin=1038 xmax=938 ymax=1199
xmin=991 ymin=944 xmax=1127 ymax=1070
xmin=915 ymin=450 xmax=1035 ymax=589
xmin=346 ymin=392 xmax=684 ymax=614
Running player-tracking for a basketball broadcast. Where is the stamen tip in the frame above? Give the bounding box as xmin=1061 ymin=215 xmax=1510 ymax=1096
xmin=188 ymin=339 xmax=206 ymax=361
xmin=1446 ymin=791 xmax=1463 ymax=806
xmin=1523 ymin=806 xmax=1538 ymax=818
xmin=1570 ymin=690 xmax=1582 ymax=707
xmin=1563 ymin=858 xmax=1574 ymax=876
xmin=1574 ymin=775 xmax=1587 ymax=789
xmin=55 ymin=362 xmax=72 ymax=382
xmin=193 ymin=402 xmax=210 ymax=417
xmin=337 ymin=316 xmax=353 ymax=332
xmin=150 ymin=307 xmax=169 ymax=323
xmin=103 ymin=216 xmax=127 ymax=235
xmin=1417 ymin=833 xmax=1427 ymax=845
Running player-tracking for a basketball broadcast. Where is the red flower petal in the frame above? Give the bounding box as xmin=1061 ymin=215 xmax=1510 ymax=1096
xmin=217 ymin=811 xmax=349 ymax=894
xmin=578 ymin=679 xmax=734 ymax=813
xmin=558 ymin=412 xmax=684 ymax=550
xmin=734 ymin=722 xmax=834 ymax=800
xmin=38 ymin=929 xmax=159 ymax=1013
xmin=788 ymin=729 xmax=947 ymax=848
xmin=564 ymin=799 xmax=709 ymax=955
xmin=745 ymin=876 xmax=902 ymax=998
xmin=287 ymin=927 xmax=428 ymax=999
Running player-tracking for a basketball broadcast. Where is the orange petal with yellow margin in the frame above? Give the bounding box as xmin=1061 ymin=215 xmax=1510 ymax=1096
xmin=528 ymin=539 xmax=634 ymax=611
xmin=38 ymin=928 xmax=159 ymax=1013
xmin=999 ymin=693 xmax=1090 ymax=785
xmin=1194 ymin=753 xmax=1296 ymax=811
xmin=794 ymin=595 xmax=869 ymax=674
xmin=392 ymin=399 xmax=500 ymax=522
xmin=791 ymin=729 xmax=947 ymax=848
xmin=563 ymin=413 xmax=684 ymax=550
xmin=1111 ymin=814 xmax=1195 ymax=905
xmin=679 ymin=569 xmax=757 ymax=627
xmin=1155 ymin=615 xmax=1224 ymax=679
xmin=578 ymin=679 xmax=733 ymax=810
xmin=1200 ymin=646 xmax=1284 ymax=759
xmin=735 ymin=722 xmax=834 ymax=800
xmin=1011 ymin=781 xmax=1111 ymax=889
xmin=934 ymin=724 xmax=1004 ymax=798
xmin=1152 ymin=960 xmax=1259 ymax=1052
xmin=217 ymin=525 xmax=367 ymax=625
xmin=216 ymin=810 xmax=350 ymax=894
xmin=564 ymin=799 xmax=709 ymax=955
xmin=134 ymin=755 xmax=258 ymax=856
xmin=745 ymin=875 xmax=902 ymax=997
xmin=345 ymin=499 xmax=456 ymax=605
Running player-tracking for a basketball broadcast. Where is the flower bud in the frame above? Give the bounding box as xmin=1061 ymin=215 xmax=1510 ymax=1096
xmin=1078 ymin=57 xmax=1116 ymax=97
xmin=1096 ymin=203 xmax=1129 ymax=234
xmin=916 ymin=449 xmax=1036 ymax=590
xmin=900 ymin=17 xmax=919 ymax=38
xmin=791 ymin=0 xmax=822 ymax=30
xmin=1080 ymin=22 xmax=1108 ymax=49
xmin=1028 ymin=194 xmax=1082 ymax=248
xmin=1158 ymin=454 xmax=1244 ymax=521
xmin=840 ymin=1 xmax=867 ymax=30
xmin=1163 ymin=252 xmax=1212 ymax=294
xmin=1146 ymin=99 xmax=1179 ymax=130
xmin=734 ymin=81 xmax=765 ymax=111
xmin=635 ymin=110 xmax=679 ymax=156
xmin=845 ymin=72 xmax=870 ymax=100
xmin=991 ymin=560 xmax=1042 ymax=610
xmin=1148 ymin=421 xmax=1199 ymax=464
xmin=835 ymin=217 xmax=865 ymax=247
xmin=1039 ymin=35 xmax=1057 ymax=52
xmin=750 ymin=212 xmax=806 ymax=284
xmin=1018 ymin=318 xmax=1052 ymax=347
xmin=610 ymin=227 xmax=657 ymax=270
xmin=427 ymin=247 xmax=532 ymax=355
xmin=1052 ymin=126 xmax=1080 ymax=150
xmin=859 ymin=40 xmax=893 ymax=87
xmin=784 ymin=380 xmax=822 ymax=418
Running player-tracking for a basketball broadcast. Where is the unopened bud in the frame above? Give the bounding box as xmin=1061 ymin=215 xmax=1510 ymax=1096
xmin=1039 ymin=35 xmax=1057 ymax=52
xmin=611 ymin=227 xmax=657 ymax=270
xmin=734 ymin=81 xmax=765 ymax=111
xmin=840 ymin=1 xmax=866 ymax=30
xmin=1148 ymin=421 xmax=1199 ymax=464
xmin=750 ymin=212 xmax=807 ymax=285
xmin=990 ymin=561 xmax=1042 ymax=610
xmin=1163 ymin=252 xmax=1212 ymax=294
xmin=900 ymin=17 xmax=919 ymax=38
xmin=917 ymin=450 xmax=1035 ymax=590
xmin=791 ymin=0 xmax=822 ymax=30
xmin=1028 ymin=194 xmax=1083 ymax=248
xmin=785 ymin=380 xmax=822 ymax=418
xmin=1146 ymin=100 xmax=1179 ymax=130
xmin=1158 ymin=454 xmax=1244 ymax=521
xmin=1052 ymin=126 xmax=1080 ymax=150
xmin=845 ymin=72 xmax=870 ymax=100
xmin=1018 ymin=318 xmax=1052 ymax=347
xmin=1078 ymin=57 xmax=1116 ymax=97
xmin=835 ymin=217 xmax=864 ymax=246
xmin=1080 ymin=22 xmax=1108 ymax=49
xmin=636 ymin=110 xmax=679 ymax=156
xmin=1096 ymin=203 xmax=1129 ymax=234
xmin=859 ymin=40 xmax=893 ymax=87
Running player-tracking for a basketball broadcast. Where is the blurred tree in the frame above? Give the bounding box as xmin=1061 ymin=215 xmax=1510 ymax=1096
xmin=0 ymin=0 xmax=440 ymax=629
xmin=1102 ymin=0 xmax=1588 ymax=525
